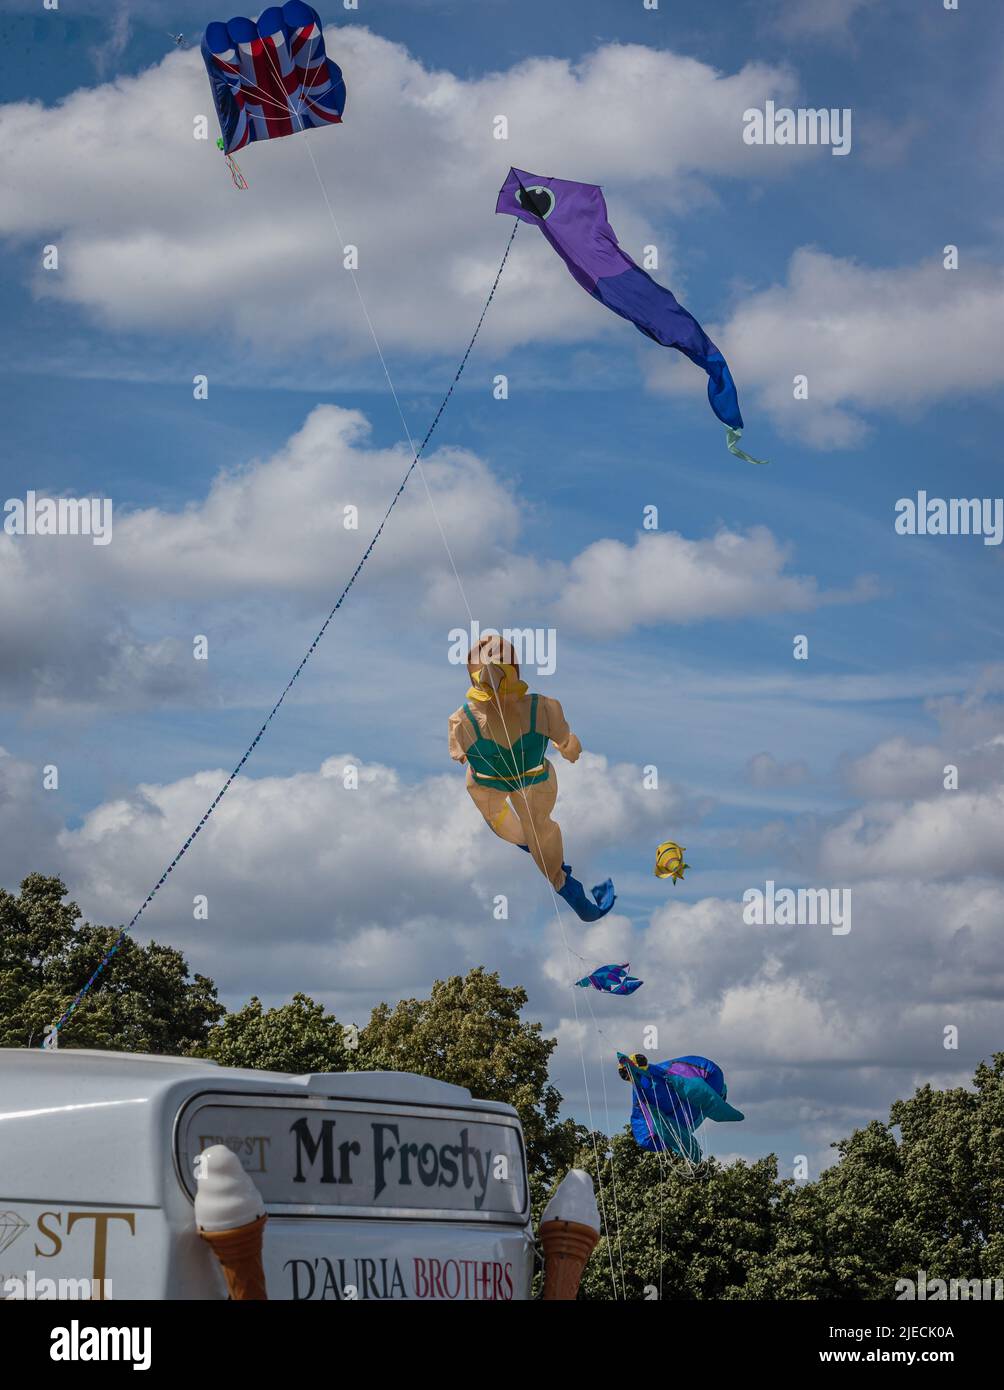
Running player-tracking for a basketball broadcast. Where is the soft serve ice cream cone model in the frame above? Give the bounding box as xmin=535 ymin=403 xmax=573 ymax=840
xmin=538 ymin=1169 xmax=601 ymax=1299
xmin=195 ymin=1144 xmax=268 ymax=1300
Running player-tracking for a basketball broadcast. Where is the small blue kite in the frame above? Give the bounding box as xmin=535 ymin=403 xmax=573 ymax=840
xmin=575 ymin=963 xmax=643 ymax=996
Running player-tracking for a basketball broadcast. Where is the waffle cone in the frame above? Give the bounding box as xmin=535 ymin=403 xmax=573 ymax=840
xmin=199 ymin=1213 xmax=268 ymax=1300
xmin=539 ymin=1218 xmax=599 ymax=1300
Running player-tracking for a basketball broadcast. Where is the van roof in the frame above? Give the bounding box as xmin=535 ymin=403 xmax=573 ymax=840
xmin=0 ymin=1047 xmax=516 ymax=1112
xmin=0 ymin=1049 xmax=522 ymax=1206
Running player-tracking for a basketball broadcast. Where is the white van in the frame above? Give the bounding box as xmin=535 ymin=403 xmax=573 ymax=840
xmin=0 ymin=1048 xmax=536 ymax=1301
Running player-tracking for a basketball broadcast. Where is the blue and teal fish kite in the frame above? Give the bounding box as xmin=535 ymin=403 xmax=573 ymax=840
xmin=617 ymin=1052 xmax=744 ymax=1161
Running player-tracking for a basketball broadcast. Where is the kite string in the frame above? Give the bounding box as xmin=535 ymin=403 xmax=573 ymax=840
xmin=266 ymin=54 xmax=627 ymax=1302
xmin=582 ymin=990 xmax=629 ymax=1300
xmin=44 ymin=219 xmax=520 ymax=1043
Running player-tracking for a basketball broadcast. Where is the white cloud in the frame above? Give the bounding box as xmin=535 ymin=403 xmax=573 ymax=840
xmin=2 ymin=404 xmax=870 ymax=708
xmin=43 ymin=745 xmax=676 ymax=1006
xmin=553 ymin=525 xmax=874 ymax=636
xmin=7 ymin=34 xmax=990 ymax=451
xmin=0 ymin=533 xmax=197 ymax=709
xmin=818 ymin=789 xmax=1004 ymax=881
xmin=651 ymin=249 xmax=1004 ymax=448
xmin=0 ymin=32 xmax=798 ymax=357
xmin=841 ymin=736 xmax=947 ymax=800
xmin=99 ymin=405 xmax=521 ymax=602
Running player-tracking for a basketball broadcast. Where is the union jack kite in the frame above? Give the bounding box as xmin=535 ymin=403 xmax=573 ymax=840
xmin=202 ymin=3 xmax=346 ymax=155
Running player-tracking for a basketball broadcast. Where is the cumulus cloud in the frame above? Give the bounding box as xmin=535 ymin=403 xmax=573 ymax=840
xmin=553 ymin=526 xmax=875 ymax=636
xmin=0 ymin=533 xmax=199 ymax=710
xmin=96 ymin=405 xmax=521 ymax=602
xmin=8 ymin=664 xmax=1004 ymax=1163
xmin=41 ymin=745 xmax=679 ymax=1005
xmin=5 ymin=33 xmax=988 ymax=451
xmin=0 ymin=32 xmax=798 ymax=360
xmin=651 ymin=250 xmax=1004 ymax=448
xmin=818 ymin=789 xmax=1004 ymax=882
xmin=2 ymin=405 xmax=869 ymax=708
xmin=841 ymin=679 xmax=1004 ymax=799
xmin=841 ymin=736 xmax=948 ymax=800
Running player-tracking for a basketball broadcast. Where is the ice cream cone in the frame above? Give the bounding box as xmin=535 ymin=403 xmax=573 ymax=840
xmin=539 ymin=1218 xmax=599 ymax=1300
xmin=199 ymin=1213 xmax=268 ymax=1300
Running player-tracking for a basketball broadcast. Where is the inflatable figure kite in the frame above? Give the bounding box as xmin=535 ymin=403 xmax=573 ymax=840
xmin=202 ymin=3 xmax=345 ymax=156
xmin=496 ymin=168 xmax=765 ymax=464
xmin=575 ymin=963 xmax=642 ymax=996
xmin=448 ymin=635 xmax=616 ymax=922
xmin=617 ymin=1051 xmax=744 ymax=1161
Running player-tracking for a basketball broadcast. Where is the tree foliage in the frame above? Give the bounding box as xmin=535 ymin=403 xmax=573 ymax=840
xmin=198 ymin=991 xmax=350 ymax=1074
xmin=0 ymin=874 xmax=223 ymax=1053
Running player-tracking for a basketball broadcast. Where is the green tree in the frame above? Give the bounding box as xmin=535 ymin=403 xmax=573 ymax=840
xmin=0 ymin=873 xmax=224 ymax=1053
xmin=890 ymin=1054 xmax=1004 ymax=1284
xmin=737 ymin=1121 xmax=915 ymax=1299
xmin=575 ymin=1130 xmax=779 ymax=1300
xmin=736 ymin=1057 xmax=1004 ymax=1299
xmin=198 ymin=992 xmax=351 ymax=1073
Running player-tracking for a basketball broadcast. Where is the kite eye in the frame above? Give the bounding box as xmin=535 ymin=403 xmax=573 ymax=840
xmin=617 ymin=1063 xmax=629 ymax=1081
xmin=516 ymin=184 xmax=555 ymax=220
xmin=633 ymin=1053 xmax=648 ymax=1070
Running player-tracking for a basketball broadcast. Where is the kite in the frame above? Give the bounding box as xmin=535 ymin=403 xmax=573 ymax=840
xmin=496 ymin=168 xmax=766 ymax=464
xmin=617 ymin=1051 xmax=743 ymax=1161
xmin=202 ymin=3 xmax=345 ymax=157
xmin=575 ymin=963 xmax=643 ymax=996
xmin=655 ymin=840 xmax=689 ymax=883
xmin=448 ymin=635 xmax=616 ymax=922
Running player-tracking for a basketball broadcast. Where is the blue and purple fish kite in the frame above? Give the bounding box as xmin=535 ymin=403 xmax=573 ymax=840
xmin=496 ymin=168 xmax=765 ymax=464
xmin=575 ymin=963 xmax=643 ymax=996
xmin=617 ymin=1052 xmax=744 ymax=1161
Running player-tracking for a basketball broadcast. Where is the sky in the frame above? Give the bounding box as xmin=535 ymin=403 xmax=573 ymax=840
xmin=1 ymin=0 xmax=1003 ymax=1180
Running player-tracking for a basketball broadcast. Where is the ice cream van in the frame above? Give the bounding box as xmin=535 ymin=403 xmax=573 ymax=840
xmin=0 ymin=1048 xmax=556 ymax=1301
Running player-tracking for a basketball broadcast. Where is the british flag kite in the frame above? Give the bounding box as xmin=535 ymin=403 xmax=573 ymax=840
xmin=202 ymin=3 xmax=346 ymax=156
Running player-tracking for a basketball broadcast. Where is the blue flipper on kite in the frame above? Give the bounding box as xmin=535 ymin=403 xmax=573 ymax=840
xmin=558 ymin=864 xmax=616 ymax=921
xmin=665 ymin=1071 xmax=745 ymax=1123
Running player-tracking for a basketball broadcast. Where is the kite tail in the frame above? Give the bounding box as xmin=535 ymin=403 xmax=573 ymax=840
xmin=225 ymin=154 xmax=249 ymax=190
xmin=216 ymin=137 xmax=248 ymax=190
xmin=726 ymin=426 xmax=769 ymax=466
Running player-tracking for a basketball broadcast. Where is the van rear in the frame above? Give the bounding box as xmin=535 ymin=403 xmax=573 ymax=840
xmin=0 ymin=1050 xmax=535 ymax=1301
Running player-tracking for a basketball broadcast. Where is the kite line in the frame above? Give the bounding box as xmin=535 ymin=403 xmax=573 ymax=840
xmin=44 ymin=219 xmax=520 ymax=1043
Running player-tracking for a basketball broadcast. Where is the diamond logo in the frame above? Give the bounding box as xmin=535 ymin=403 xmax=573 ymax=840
xmin=0 ymin=1211 xmax=29 ymax=1255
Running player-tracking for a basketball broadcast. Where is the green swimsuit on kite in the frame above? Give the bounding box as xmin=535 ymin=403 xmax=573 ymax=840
xmin=463 ymin=694 xmax=550 ymax=790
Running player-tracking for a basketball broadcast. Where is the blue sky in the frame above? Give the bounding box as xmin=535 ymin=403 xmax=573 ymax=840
xmin=1 ymin=0 xmax=1003 ymax=1178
